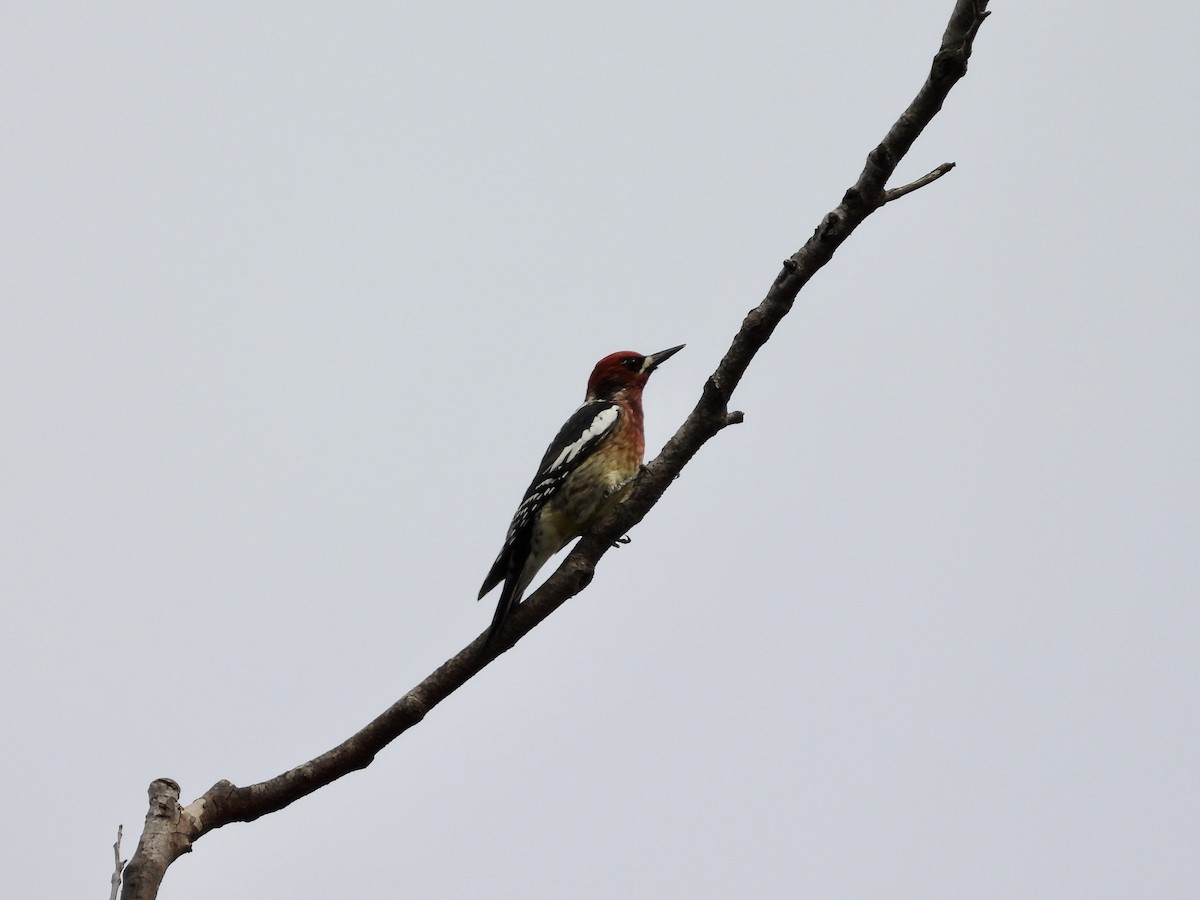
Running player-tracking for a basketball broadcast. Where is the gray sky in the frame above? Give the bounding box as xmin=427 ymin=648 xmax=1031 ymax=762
xmin=3 ymin=2 xmax=1198 ymax=898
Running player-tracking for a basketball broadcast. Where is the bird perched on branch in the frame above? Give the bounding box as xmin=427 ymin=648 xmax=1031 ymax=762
xmin=479 ymin=344 xmax=685 ymax=647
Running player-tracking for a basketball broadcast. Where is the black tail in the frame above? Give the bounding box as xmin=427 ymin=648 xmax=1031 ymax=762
xmin=484 ymin=580 xmax=519 ymax=647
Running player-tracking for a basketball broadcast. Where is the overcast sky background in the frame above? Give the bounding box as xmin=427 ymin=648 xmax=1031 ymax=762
xmin=3 ymin=2 xmax=1198 ymax=898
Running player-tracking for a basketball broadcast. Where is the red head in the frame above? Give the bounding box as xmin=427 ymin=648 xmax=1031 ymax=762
xmin=585 ymin=344 xmax=685 ymax=402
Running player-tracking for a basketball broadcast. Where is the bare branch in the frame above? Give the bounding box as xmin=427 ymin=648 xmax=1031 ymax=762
xmin=109 ymin=825 xmax=125 ymax=900
xmin=885 ymin=162 xmax=956 ymax=203
xmin=122 ymin=781 xmax=190 ymax=900
xmin=120 ymin=2 xmax=991 ymax=897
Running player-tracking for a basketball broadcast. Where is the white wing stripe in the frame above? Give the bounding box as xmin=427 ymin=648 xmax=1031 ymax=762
xmin=546 ymin=406 xmax=619 ymax=473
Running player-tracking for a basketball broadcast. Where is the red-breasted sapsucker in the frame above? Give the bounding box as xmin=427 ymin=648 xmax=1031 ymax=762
xmin=479 ymin=344 xmax=685 ymax=646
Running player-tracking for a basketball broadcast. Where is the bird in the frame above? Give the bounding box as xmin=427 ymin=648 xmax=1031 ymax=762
xmin=478 ymin=344 xmax=685 ymax=647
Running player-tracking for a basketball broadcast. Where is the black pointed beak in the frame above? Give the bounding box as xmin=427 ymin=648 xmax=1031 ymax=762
xmin=643 ymin=344 xmax=685 ymax=372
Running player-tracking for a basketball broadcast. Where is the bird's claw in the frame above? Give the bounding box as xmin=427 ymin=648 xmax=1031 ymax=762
xmin=612 ymin=535 xmax=632 ymax=547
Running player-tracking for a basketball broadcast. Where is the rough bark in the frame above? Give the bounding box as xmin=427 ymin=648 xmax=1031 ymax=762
xmin=120 ymin=3 xmax=991 ymax=897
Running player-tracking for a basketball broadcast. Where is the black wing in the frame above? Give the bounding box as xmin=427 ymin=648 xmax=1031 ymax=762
xmin=478 ymin=400 xmax=622 ymax=600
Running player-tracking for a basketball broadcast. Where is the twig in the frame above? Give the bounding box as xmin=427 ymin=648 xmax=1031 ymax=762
xmin=109 ymin=825 xmax=125 ymax=900
xmin=885 ymin=162 xmax=956 ymax=203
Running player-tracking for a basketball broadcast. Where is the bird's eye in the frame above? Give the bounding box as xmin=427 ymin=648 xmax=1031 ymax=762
xmin=622 ymin=357 xmax=642 ymax=370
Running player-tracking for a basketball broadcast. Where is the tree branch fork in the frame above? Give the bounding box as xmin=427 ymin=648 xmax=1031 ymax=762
xmin=119 ymin=2 xmax=990 ymax=897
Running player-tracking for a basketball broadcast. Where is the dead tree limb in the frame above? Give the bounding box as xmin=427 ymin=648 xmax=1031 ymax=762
xmin=109 ymin=824 xmax=125 ymax=900
xmin=120 ymin=2 xmax=990 ymax=897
